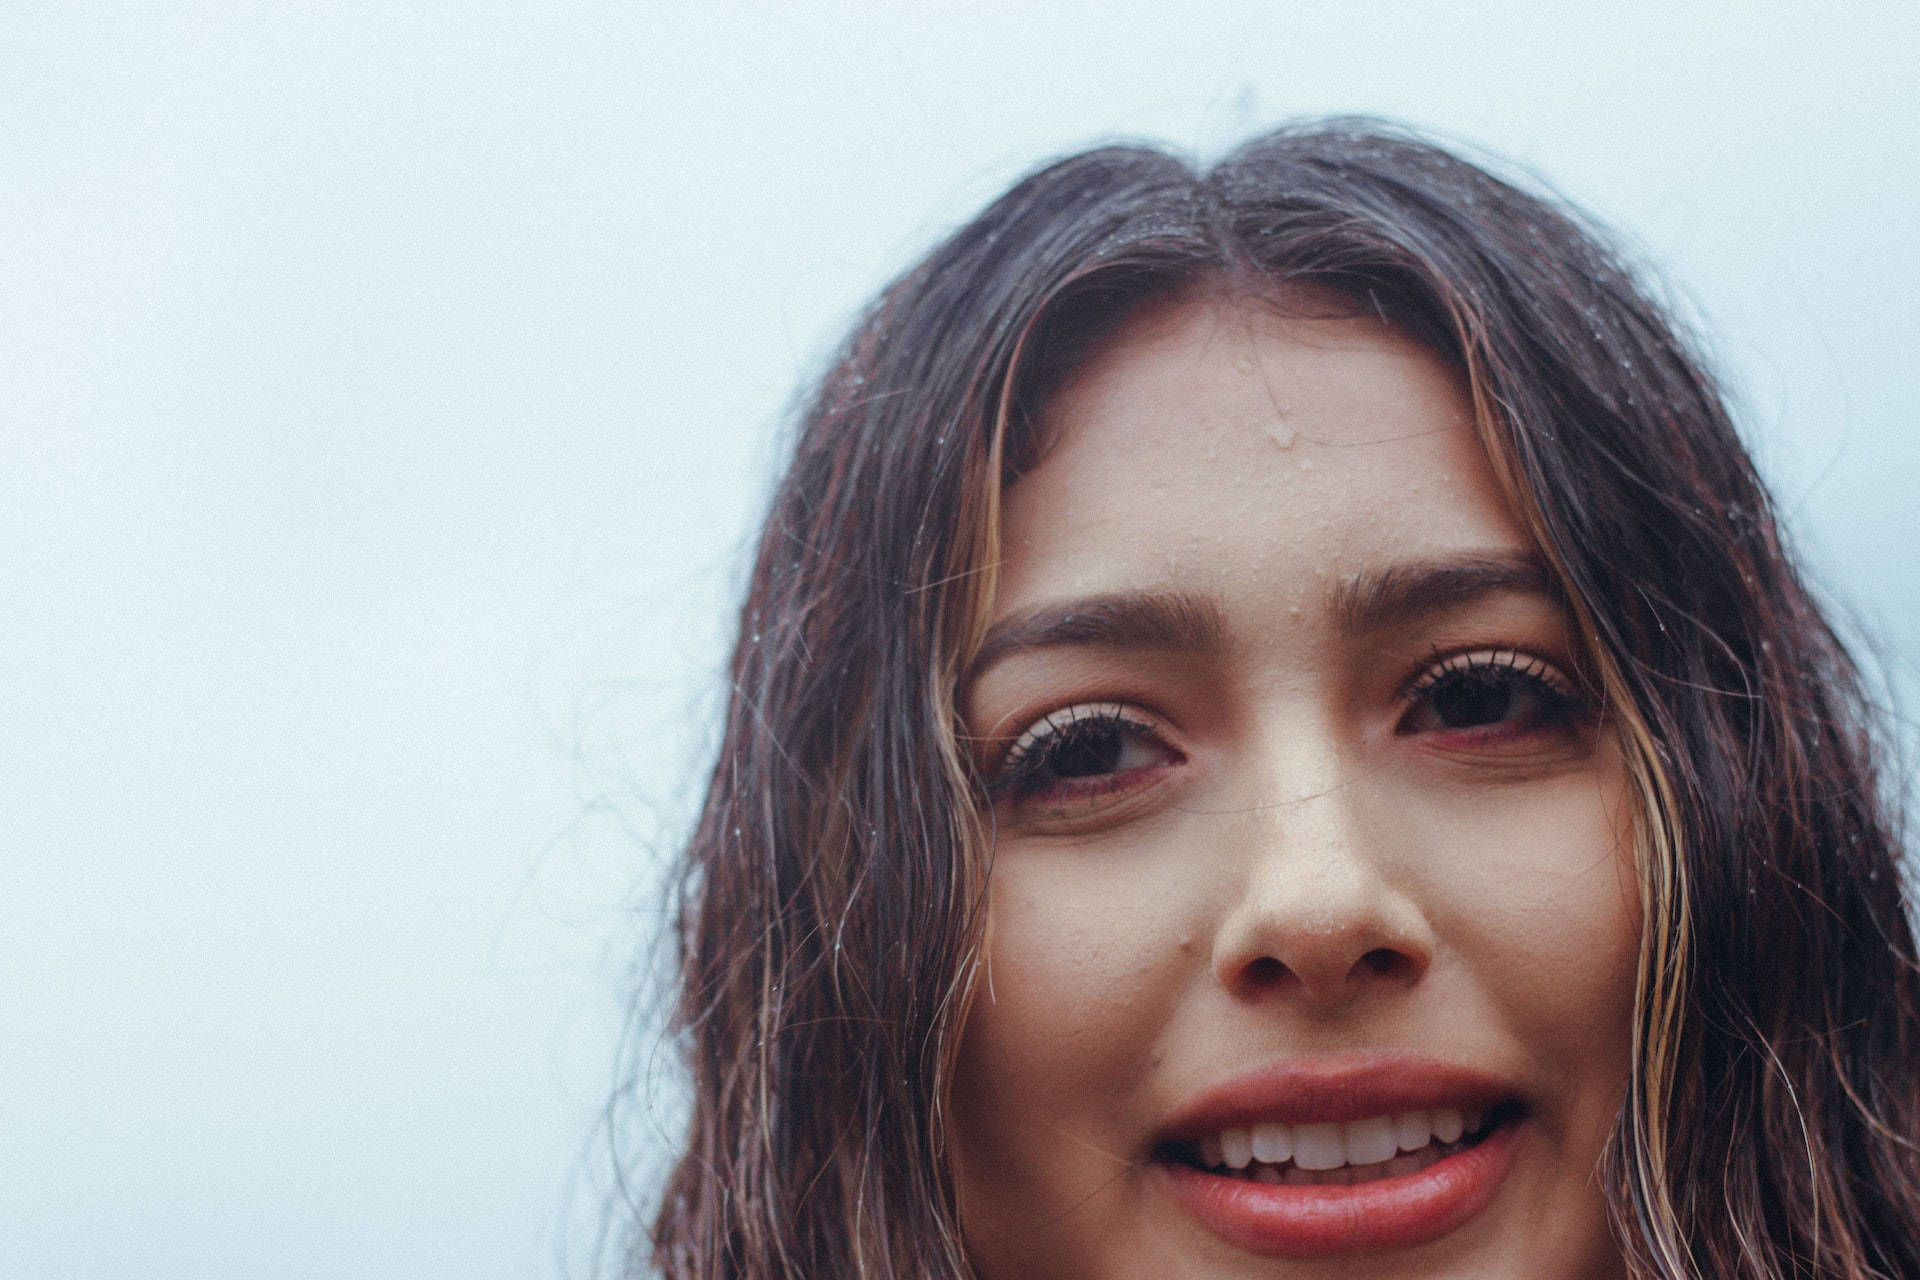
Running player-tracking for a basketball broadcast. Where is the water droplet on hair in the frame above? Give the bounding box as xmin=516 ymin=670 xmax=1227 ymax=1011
xmin=1267 ymin=422 xmax=1297 ymax=449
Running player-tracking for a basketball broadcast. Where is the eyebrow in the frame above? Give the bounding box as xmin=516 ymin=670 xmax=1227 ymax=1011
xmin=969 ymin=590 xmax=1226 ymax=681
xmin=1332 ymin=552 xmax=1558 ymax=634
xmin=968 ymin=553 xmax=1558 ymax=682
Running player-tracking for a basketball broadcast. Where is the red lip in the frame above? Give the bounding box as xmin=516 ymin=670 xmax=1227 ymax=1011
xmin=1155 ymin=1055 xmax=1525 ymax=1257
xmin=1158 ymin=1054 xmax=1519 ymax=1136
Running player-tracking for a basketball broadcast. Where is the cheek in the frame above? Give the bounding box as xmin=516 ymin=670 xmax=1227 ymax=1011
xmin=1398 ymin=762 xmax=1641 ymax=1079
xmin=953 ymin=848 xmax=1198 ymax=1166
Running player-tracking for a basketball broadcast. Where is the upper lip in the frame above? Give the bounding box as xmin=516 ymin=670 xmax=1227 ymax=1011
xmin=1155 ymin=1054 xmax=1523 ymax=1144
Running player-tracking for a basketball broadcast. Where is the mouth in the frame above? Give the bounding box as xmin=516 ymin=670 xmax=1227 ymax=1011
xmin=1155 ymin=1099 xmax=1525 ymax=1187
xmin=1148 ymin=1059 xmax=1528 ymax=1256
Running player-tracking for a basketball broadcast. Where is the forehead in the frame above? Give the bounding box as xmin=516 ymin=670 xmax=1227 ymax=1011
xmin=995 ymin=296 xmax=1531 ymax=620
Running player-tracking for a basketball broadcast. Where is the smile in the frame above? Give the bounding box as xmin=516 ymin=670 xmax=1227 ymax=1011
xmin=1180 ymin=1104 xmax=1513 ymax=1185
xmin=1149 ymin=1058 xmax=1528 ymax=1256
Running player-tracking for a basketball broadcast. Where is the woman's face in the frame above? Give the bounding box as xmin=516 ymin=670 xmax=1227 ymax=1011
xmin=952 ymin=295 xmax=1638 ymax=1279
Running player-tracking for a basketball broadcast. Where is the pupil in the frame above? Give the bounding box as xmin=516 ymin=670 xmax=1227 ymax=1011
xmin=1435 ymin=677 xmax=1513 ymax=728
xmin=1054 ymin=728 xmax=1123 ymax=777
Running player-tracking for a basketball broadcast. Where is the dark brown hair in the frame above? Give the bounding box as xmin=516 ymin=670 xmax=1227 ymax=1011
xmin=641 ymin=119 xmax=1920 ymax=1279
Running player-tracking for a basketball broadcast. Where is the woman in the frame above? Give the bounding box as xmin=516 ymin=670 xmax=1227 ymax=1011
xmin=640 ymin=119 xmax=1920 ymax=1278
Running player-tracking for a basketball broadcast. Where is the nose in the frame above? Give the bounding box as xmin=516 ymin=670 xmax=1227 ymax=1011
xmin=1209 ymin=776 xmax=1434 ymax=1008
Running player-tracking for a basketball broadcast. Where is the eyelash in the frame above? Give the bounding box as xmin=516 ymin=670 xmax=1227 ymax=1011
xmin=988 ymin=702 xmax=1178 ymax=808
xmin=986 ymin=650 xmax=1591 ymax=808
xmin=1396 ymin=648 xmax=1590 ymax=740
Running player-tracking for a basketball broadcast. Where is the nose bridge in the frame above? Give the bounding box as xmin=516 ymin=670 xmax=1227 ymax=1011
xmin=1211 ymin=727 xmax=1431 ymax=1003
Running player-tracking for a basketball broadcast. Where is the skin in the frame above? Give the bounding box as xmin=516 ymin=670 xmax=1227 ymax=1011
xmin=951 ymin=293 xmax=1638 ymax=1279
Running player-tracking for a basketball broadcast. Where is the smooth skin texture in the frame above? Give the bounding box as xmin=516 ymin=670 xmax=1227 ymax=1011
xmin=952 ymin=294 xmax=1638 ymax=1278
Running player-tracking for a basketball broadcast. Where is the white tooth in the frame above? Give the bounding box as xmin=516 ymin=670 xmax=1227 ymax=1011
xmin=1394 ymin=1109 xmax=1432 ymax=1152
xmin=1291 ymin=1122 xmax=1346 ymax=1170
xmin=1199 ymin=1134 xmax=1224 ymax=1167
xmin=1220 ymin=1127 xmax=1254 ymax=1170
xmin=1343 ymin=1115 xmax=1399 ymax=1166
xmin=1464 ymin=1108 xmax=1485 ymax=1134
xmin=1250 ymin=1122 xmax=1292 ymax=1164
xmin=1431 ymin=1107 xmax=1464 ymax=1143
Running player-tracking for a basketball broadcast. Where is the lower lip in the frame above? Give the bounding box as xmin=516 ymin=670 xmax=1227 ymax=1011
xmin=1157 ymin=1119 xmax=1521 ymax=1256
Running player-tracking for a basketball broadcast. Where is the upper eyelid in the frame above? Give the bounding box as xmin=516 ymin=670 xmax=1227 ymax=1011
xmin=978 ymin=649 xmax=1585 ymax=766
xmin=998 ymin=701 xmax=1157 ymax=767
xmin=1398 ymin=646 xmax=1578 ymax=700
xmin=986 ymin=705 xmax=1188 ymax=797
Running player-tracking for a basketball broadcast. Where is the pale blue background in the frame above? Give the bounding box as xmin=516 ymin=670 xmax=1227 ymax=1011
xmin=4 ymin=4 xmax=1915 ymax=1277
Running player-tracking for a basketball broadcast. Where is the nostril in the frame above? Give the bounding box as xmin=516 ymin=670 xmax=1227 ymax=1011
xmin=1244 ymin=956 xmax=1287 ymax=986
xmin=1358 ymin=947 xmax=1414 ymax=980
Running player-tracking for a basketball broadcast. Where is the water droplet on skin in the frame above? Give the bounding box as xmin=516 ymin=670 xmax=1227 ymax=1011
xmin=1267 ymin=421 xmax=1297 ymax=449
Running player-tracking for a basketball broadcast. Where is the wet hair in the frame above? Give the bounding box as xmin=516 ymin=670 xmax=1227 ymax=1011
xmin=640 ymin=119 xmax=1920 ymax=1279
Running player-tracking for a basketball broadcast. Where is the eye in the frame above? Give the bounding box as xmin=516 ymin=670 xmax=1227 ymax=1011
xmin=1397 ymin=649 xmax=1590 ymax=742
xmin=988 ymin=703 xmax=1181 ymax=809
